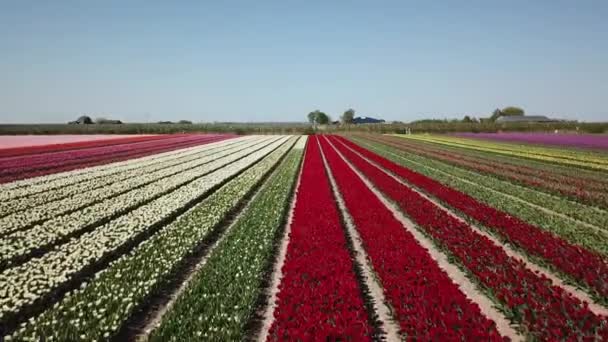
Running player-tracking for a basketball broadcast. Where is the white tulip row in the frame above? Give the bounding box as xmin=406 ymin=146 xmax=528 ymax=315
xmin=0 ymin=137 xmax=269 ymax=230
xmin=0 ymin=137 xmax=253 ymax=216
xmin=4 ymin=136 xmax=298 ymax=341
xmin=0 ymin=135 xmax=248 ymax=201
xmin=294 ymin=135 xmax=309 ymax=149
xmin=0 ymin=136 xmax=291 ymax=323
xmin=0 ymin=137 xmax=280 ymax=266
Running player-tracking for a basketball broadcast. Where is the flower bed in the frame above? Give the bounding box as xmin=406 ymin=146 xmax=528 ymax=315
xmin=0 ymin=138 xmax=276 ymax=269
xmin=0 ymin=138 xmax=250 ymax=216
xmin=365 ymin=134 xmax=608 ymax=208
xmin=0 ymin=137 xmax=289 ymax=331
xmin=455 ymin=132 xmax=608 ymax=150
xmin=338 ymin=136 xmax=608 ymax=299
xmin=151 ymin=144 xmax=303 ymax=341
xmin=0 ymin=134 xmax=232 ymax=183
xmin=320 ymin=137 xmax=503 ymax=340
xmin=267 ymin=136 xmax=373 ymax=340
xmin=4 ymin=137 xmax=297 ymax=341
xmin=0 ymin=134 xmax=167 ymax=158
xmin=0 ymin=138 xmax=266 ymax=233
xmin=330 ymin=135 xmax=608 ymax=340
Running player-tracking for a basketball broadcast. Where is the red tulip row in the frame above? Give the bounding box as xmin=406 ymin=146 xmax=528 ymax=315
xmin=329 ymin=136 xmax=608 ymax=340
xmin=0 ymin=134 xmax=167 ymax=158
xmin=337 ymin=136 xmax=608 ymax=298
xmin=364 ymin=135 xmax=608 ymax=208
xmin=0 ymin=135 xmax=231 ymax=183
xmin=268 ymin=136 xmax=373 ymax=341
xmin=319 ymin=137 xmax=504 ymax=340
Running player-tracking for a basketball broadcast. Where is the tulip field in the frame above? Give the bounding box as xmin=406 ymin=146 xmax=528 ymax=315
xmin=1 ymin=132 xmax=607 ymax=341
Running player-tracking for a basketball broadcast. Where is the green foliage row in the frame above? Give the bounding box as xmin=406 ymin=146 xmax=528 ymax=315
xmin=151 ymin=147 xmax=303 ymax=341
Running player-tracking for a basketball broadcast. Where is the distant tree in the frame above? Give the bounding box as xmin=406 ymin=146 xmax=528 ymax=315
xmin=501 ymin=106 xmax=525 ymax=116
xmin=462 ymin=115 xmax=473 ymax=123
xmin=490 ymin=106 xmax=525 ymax=122
xmin=307 ymin=110 xmax=330 ymax=127
xmin=341 ymin=108 xmax=355 ymax=124
xmin=317 ymin=112 xmax=330 ymax=125
xmin=307 ymin=111 xmax=318 ymax=124
xmin=178 ymin=120 xmax=193 ymax=124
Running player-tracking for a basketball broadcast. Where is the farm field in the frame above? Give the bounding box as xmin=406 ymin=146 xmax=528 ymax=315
xmin=1 ymin=132 xmax=607 ymax=341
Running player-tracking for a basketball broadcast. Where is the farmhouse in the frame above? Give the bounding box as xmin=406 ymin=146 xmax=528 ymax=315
xmin=97 ymin=119 xmax=123 ymax=124
xmin=495 ymin=115 xmax=555 ymax=123
xmin=352 ymin=116 xmax=385 ymax=124
xmin=68 ymin=115 xmax=93 ymax=124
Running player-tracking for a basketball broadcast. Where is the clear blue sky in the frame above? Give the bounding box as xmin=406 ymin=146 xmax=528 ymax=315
xmin=1 ymin=1 xmax=607 ymax=123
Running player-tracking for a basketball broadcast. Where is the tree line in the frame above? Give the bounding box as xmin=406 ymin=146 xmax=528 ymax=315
xmin=412 ymin=106 xmax=526 ymax=124
xmin=307 ymin=108 xmax=356 ymax=126
xmin=309 ymin=106 xmax=526 ymax=126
